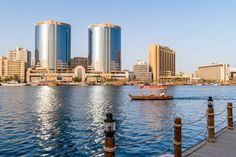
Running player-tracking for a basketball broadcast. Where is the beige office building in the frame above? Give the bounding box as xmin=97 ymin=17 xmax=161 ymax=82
xmin=198 ymin=63 xmax=229 ymax=82
xmin=133 ymin=60 xmax=152 ymax=81
xmin=148 ymin=44 xmax=176 ymax=82
xmin=0 ymin=56 xmax=26 ymax=82
xmin=7 ymin=47 xmax=31 ymax=68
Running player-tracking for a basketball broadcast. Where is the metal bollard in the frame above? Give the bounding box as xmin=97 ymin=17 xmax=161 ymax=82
xmin=174 ymin=117 xmax=182 ymax=157
xmin=104 ymin=113 xmax=116 ymax=157
xmin=227 ymin=103 xmax=233 ymax=130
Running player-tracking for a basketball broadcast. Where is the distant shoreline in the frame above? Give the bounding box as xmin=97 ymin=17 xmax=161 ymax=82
xmin=1 ymin=83 xmax=236 ymax=87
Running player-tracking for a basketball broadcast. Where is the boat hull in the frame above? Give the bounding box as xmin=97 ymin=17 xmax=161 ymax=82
xmin=1 ymin=83 xmax=26 ymax=86
xmin=128 ymin=94 xmax=173 ymax=100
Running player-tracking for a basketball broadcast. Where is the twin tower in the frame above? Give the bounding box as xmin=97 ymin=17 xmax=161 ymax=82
xmin=35 ymin=20 xmax=121 ymax=73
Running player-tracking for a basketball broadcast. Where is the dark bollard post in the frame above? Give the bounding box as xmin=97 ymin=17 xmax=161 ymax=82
xmin=227 ymin=103 xmax=233 ymax=130
xmin=207 ymin=96 xmax=215 ymax=142
xmin=104 ymin=113 xmax=116 ymax=157
xmin=174 ymin=117 xmax=182 ymax=157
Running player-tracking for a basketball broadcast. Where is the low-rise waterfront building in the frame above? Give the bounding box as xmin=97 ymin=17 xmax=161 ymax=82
xmin=123 ymin=70 xmax=134 ymax=80
xmin=0 ymin=56 xmax=26 ymax=82
xmin=128 ymin=71 xmax=134 ymax=80
xmin=148 ymin=44 xmax=176 ymax=83
xmin=7 ymin=47 xmax=31 ymax=68
xmin=27 ymin=65 xmax=128 ymax=84
xmin=27 ymin=66 xmax=86 ymax=83
xmin=86 ymin=71 xmax=128 ymax=83
xmin=133 ymin=60 xmax=152 ymax=81
xmin=198 ymin=63 xmax=229 ymax=82
xmin=229 ymin=68 xmax=236 ymax=80
xmin=70 ymin=57 xmax=88 ymax=71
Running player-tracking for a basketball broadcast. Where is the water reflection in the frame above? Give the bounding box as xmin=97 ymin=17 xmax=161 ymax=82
xmin=1 ymin=86 xmax=236 ymax=156
xmin=85 ymin=86 xmax=123 ymax=155
xmin=33 ymin=86 xmax=77 ymax=156
xmin=138 ymin=101 xmax=176 ymax=130
xmin=116 ymin=98 xmax=177 ymax=156
xmin=88 ymin=86 xmax=110 ymax=123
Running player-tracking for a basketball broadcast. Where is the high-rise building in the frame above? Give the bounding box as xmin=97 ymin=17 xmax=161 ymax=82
xmin=70 ymin=57 xmax=88 ymax=71
xmin=133 ymin=60 xmax=152 ymax=81
xmin=35 ymin=20 xmax=71 ymax=73
xmin=0 ymin=56 xmax=26 ymax=82
xmin=7 ymin=47 xmax=31 ymax=68
xmin=88 ymin=23 xmax=121 ymax=73
xmin=148 ymin=44 xmax=176 ymax=82
xmin=198 ymin=63 xmax=229 ymax=82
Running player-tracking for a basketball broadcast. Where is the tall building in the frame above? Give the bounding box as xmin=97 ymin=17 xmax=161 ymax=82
xmin=198 ymin=63 xmax=229 ymax=82
xmin=133 ymin=60 xmax=152 ymax=81
xmin=0 ymin=56 xmax=26 ymax=82
xmin=7 ymin=47 xmax=31 ymax=68
xmin=35 ymin=20 xmax=71 ymax=73
xmin=70 ymin=57 xmax=88 ymax=71
xmin=88 ymin=23 xmax=121 ymax=73
xmin=148 ymin=44 xmax=176 ymax=82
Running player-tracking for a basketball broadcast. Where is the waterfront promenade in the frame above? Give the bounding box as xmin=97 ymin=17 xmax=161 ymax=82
xmin=184 ymin=125 xmax=236 ymax=157
xmin=156 ymin=101 xmax=236 ymax=157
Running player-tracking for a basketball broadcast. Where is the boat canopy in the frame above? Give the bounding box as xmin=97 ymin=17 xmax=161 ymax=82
xmin=140 ymin=85 xmax=167 ymax=90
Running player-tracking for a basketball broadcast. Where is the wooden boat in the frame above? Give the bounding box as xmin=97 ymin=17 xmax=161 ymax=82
xmin=129 ymin=85 xmax=173 ymax=100
xmin=1 ymin=80 xmax=26 ymax=86
xmin=129 ymin=94 xmax=173 ymax=100
xmin=48 ymin=83 xmax=58 ymax=87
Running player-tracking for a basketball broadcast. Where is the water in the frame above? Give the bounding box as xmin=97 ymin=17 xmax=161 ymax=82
xmin=0 ymin=85 xmax=236 ymax=156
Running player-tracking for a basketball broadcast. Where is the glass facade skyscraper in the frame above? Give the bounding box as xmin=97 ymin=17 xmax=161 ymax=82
xmin=35 ymin=20 xmax=71 ymax=72
xmin=88 ymin=23 xmax=121 ymax=73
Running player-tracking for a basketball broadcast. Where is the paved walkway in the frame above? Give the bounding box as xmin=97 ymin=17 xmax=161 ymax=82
xmin=183 ymin=127 xmax=236 ymax=157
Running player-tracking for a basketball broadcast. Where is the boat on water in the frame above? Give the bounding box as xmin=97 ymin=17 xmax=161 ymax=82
xmin=48 ymin=82 xmax=59 ymax=87
xmin=129 ymin=94 xmax=173 ymax=100
xmin=1 ymin=80 xmax=26 ymax=86
xmin=129 ymin=85 xmax=173 ymax=100
xmin=196 ymin=83 xmax=203 ymax=86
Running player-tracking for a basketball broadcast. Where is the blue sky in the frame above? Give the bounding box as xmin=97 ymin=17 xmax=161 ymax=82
xmin=0 ymin=0 xmax=236 ymax=72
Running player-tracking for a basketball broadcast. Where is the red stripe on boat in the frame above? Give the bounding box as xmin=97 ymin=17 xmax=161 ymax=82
xmin=140 ymin=85 xmax=167 ymax=89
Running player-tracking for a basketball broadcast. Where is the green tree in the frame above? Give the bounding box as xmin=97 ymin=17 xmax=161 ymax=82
xmin=4 ymin=76 xmax=12 ymax=82
xmin=73 ymin=77 xmax=79 ymax=82
xmin=13 ymin=74 xmax=20 ymax=82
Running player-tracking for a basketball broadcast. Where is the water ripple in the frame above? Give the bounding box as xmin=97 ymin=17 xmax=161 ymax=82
xmin=0 ymin=86 xmax=236 ymax=156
